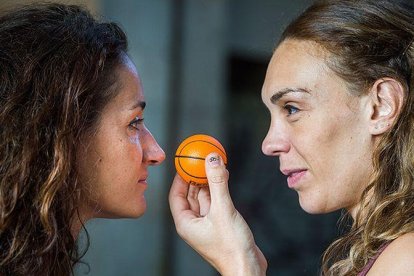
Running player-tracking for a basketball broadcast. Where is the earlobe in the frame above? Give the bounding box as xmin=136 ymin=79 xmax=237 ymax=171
xmin=368 ymin=78 xmax=405 ymax=135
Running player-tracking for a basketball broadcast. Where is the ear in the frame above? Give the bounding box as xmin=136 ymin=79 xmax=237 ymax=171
xmin=368 ymin=78 xmax=405 ymax=135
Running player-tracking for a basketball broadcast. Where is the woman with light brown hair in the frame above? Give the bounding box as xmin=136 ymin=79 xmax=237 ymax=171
xmin=170 ymin=0 xmax=414 ymax=275
xmin=0 ymin=3 xmax=165 ymax=275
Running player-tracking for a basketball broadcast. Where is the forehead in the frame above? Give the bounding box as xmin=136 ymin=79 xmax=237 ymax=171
xmin=112 ymin=59 xmax=144 ymax=107
xmin=262 ymin=39 xmax=349 ymax=103
xmin=264 ymin=40 xmax=327 ymax=91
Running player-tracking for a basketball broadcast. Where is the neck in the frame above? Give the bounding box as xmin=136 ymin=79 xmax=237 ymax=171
xmin=348 ymin=187 xmax=374 ymax=223
xmin=348 ymin=202 xmax=360 ymax=220
xmin=71 ymin=218 xmax=83 ymax=240
xmin=71 ymin=208 xmax=92 ymax=240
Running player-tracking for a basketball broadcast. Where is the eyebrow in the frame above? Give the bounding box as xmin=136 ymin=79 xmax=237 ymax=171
xmin=270 ymin=88 xmax=310 ymax=104
xmin=130 ymin=101 xmax=146 ymax=110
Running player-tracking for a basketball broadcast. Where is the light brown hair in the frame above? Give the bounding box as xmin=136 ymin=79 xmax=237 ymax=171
xmin=281 ymin=0 xmax=414 ymax=274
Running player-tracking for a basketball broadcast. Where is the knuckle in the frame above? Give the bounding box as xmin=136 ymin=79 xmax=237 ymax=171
xmin=210 ymin=175 xmax=225 ymax=183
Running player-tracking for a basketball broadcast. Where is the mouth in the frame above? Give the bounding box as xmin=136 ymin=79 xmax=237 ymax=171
xmin=280 ymin=168 xmax=307 ymax=188
xmin=138 ymin=175 xmax=148 ymax=185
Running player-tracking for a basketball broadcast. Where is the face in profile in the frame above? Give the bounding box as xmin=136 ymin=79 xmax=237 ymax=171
xmin=76 ymin=56 xmax=165 ymax=220
xmin=261 ymin=39 xmax=375 ymax=215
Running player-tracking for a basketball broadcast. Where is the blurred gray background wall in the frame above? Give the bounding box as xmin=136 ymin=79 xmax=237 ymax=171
xmin=0 ymin=0 xmax=340 ymax=275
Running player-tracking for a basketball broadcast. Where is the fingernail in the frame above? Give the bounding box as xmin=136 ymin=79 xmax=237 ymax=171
xmin=208 ymin=155 xmax=220 ymax=167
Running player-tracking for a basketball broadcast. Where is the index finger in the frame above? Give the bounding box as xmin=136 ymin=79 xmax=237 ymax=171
xmin=169 ymin=173 xmax=197 ymax=221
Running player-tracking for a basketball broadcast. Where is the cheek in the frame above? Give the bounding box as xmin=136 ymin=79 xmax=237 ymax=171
xmin=294 ymin=111 xmax=361 ymax=175
xmin=94 ymin=131 xmax=144 ymax=182
xmin=76 ymin=145 xmax=98 ymax=193
xmin=291 ymin=114 xmax=334 ymax=157
xmin=128 ymin=130 xmax=140 ymax=145
xmin=309 ymin=110 xmax=357 ymax=153
xmin=127 ymin=132 xmax=144 ymax=162
xmin=306 ymin=112 xmax=370 ymax=189
xmin=109 ymin=136 xmax=140 ymax=165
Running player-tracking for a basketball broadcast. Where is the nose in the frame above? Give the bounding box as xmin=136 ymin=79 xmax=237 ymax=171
xmin=261 ymin=121 xmax=290 ymax=156
xmin=143 ymin=131 xmax=166 ymax=165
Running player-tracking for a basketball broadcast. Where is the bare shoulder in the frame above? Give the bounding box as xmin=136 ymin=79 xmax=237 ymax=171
xmin=368 ymin=232 xmax=414 ymax=275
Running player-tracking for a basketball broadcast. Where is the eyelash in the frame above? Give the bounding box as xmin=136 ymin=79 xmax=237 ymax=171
xmin=129 ymin=116 xmax=144 ymax=130
xmin=284 ymin=104 xmax=300 ymax=116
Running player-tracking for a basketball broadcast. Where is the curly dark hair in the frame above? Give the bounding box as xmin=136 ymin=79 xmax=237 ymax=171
xmin=0 ymin=3 xmax=128 ymax=275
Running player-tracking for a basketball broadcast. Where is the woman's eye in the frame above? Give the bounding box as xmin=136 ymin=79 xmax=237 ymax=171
xmin=284 ymin=104 xmax=300 ymax=115
xmin=129 ymin=117 xmax=144 ymax=130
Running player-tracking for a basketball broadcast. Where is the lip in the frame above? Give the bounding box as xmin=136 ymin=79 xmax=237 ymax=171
xmin=280 ymin=168 xmax=307 ymax=188
xmin=138 ymin=174 xmax=148 ymax=185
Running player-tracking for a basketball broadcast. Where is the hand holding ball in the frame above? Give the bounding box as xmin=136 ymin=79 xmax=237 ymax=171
xmin=175 ymin=134 xmax=227 ymax=186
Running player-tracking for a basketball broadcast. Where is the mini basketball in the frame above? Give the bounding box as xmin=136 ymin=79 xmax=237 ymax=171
xmin=175 ymin=134 xmax=227 ymax=186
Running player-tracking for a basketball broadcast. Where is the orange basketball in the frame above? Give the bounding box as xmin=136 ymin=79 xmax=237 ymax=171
xmin=175 ymin=134 xmax=227 ymax=186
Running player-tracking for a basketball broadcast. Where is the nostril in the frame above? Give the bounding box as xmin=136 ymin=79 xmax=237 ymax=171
xmin=261 ymin=137 xmax=290 ymax=156
xmin=144 ymin=142 xmax=166 ymax=165
xmin=150 ymin=148 xmax=165 ymax=165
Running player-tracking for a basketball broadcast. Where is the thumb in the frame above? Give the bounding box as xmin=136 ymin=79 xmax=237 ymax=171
xmin=205 ymin=152 xmax=234 ymax=211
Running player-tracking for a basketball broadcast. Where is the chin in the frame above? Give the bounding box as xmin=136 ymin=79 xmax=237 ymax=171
xmin=118 ymin=196 xmax=147 ymax=218
xmin=97 ymin=202 xmax=147 ymax=219
xmin=122 ymin=203 xmax=147 ymax=218
xmin=299 ymin=202 xmax=323 ymax=214
xmin=100 ymin=208 xmax=146 ymax=219
xmin=298 ymin=194 xmax=333 ymax=215
xmin=130 ymin=208 xmax=146 ymax=218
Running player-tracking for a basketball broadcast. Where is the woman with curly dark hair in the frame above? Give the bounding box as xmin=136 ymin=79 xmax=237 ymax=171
xmin=0 ymin=3 xmax=165 ymax=275
xmin=170 ymin=0 xmax=414 ymax=275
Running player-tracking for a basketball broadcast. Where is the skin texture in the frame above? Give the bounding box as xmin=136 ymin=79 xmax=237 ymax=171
xmin=367 ymin=233 xmax=414 ymax=275
xmin=76 ymin=56 xmax=165 ymax=224
xmin=169 ymin=154 xmax=267 ymax=276
xmin=169 ymin=39 xmax=410 ymax=275
xmin=261 ymin=39 xmax=375 ymax=215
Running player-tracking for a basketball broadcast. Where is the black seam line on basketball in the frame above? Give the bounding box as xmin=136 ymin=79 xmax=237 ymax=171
xmin=175 ymin=155 xmax=205 ymax=161
xmin=177 ymin=158 xmax=208 ymax=179
xmin=175 ymin=156 xmax=228 ymax=166
xmin=178 ymin=139 xmax=226 ymax=158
